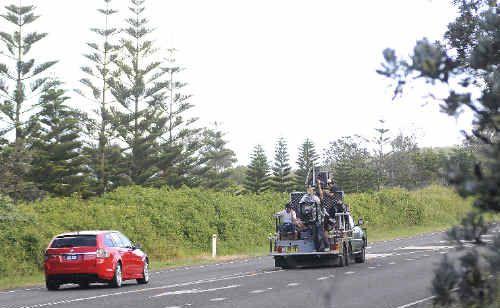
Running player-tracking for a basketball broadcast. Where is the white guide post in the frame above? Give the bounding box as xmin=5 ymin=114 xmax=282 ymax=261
xmin=212 ymin=234 xmax=217 ymax=258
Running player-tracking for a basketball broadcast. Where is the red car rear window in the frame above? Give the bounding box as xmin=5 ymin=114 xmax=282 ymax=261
xmin=50 ymin=235 xmax=97 ymax=248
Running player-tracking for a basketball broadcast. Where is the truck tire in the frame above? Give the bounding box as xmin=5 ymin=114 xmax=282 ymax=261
xmin=274 ymin=257 xmax=283 ymax=268
xmin=338 ymin=245 xmax=349 ymax=267
xmin=281 ymin=257 xmax=297 ymax=269
xmin=355 ymin=247 xmax=366 ymax=263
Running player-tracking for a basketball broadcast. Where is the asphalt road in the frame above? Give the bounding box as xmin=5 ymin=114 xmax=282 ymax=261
xmin=1 ymin=227 xmax=498 ymax=308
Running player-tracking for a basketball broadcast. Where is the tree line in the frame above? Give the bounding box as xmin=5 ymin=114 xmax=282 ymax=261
xmin=243 ymin=121 xmax=477 ymax=194
xmin=0 ymin=0 xmax=237 ymax=202
xmin=0 ymin=1 xmax=479 ymax=203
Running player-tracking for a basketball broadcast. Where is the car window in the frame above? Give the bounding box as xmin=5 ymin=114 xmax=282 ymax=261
xmin=50 ymin=235 xmax=96 ymax=248
xmin=103 ymin=234 xmax=115 ymax=247
xmin=110 ymin=233 xmax=124 ymax=247
xmin=118 ymin=233 xmax=132 ymax=248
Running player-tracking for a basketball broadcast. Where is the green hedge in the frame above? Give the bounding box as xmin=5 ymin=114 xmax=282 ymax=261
xmin=0 ymin=185 xmax=471 ymax=278
xmin=347 ymin=185 xmax=471 ymax=228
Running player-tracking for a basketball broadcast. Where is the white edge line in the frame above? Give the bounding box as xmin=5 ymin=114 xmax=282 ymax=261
xmin=13 ymin=270 xmax=283 ymax=308
xmin=395 ymin=295 xmax=435 ymax=308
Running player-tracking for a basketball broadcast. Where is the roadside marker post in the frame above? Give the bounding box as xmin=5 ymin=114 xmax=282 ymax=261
xmin=212 ymin=234 xmax=217 ymax=258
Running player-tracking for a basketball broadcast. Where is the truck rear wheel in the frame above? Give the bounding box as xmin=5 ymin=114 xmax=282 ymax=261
xmin=274 ymin=256 xmax=283 ymax=268
xmin=276 ymin=256 xmax=297 ymax=269
xmin=338 ymin=245 xmax=349 ymax=267
xmin=355 ymin=247 xmax=366 ymax=263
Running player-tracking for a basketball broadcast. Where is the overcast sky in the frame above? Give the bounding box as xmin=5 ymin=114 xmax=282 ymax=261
xmin=3 ymin=0 xmax=471 ymax=165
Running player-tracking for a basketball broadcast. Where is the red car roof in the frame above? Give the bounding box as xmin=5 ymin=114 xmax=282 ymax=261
xmin=54 ymin=230 xmax=118 ymax=237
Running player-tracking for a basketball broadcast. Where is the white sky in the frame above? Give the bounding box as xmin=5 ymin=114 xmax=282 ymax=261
xmin=3 ymin=0 xmax=472 ymax=166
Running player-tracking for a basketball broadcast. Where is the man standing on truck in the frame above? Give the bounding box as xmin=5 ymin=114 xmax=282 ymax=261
xmin=300 ymin=187 xmax=330 ymax=251
xmin=274 ymin=203 xmax=300 ymax=240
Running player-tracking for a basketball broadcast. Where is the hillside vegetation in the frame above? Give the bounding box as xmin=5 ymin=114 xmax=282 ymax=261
xmin=0 ymin=185 xmax=471 ymax=281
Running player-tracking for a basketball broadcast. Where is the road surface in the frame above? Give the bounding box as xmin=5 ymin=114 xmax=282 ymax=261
xmin=1 ymin=227 xmax=498 ymax=308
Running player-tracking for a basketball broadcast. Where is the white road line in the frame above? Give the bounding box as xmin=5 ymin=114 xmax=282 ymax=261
xmin=399 ymin=246 xmax=455 ymax=250
xmin=209 ymin=298 xmax=227 ymax=302
xmin=249 ymin=289 xmax=266 ymax=294
xmin=389 ymin=262 xmax=396 ymax=265
xmin=368 ymin=267 xmax=376 ymax=269
xmin=12 ymin=270 xmax=282 ymax=308
xmin=394 ymin=295 xmax=435 ymax=308
xmin=345 ymin=271 xmax=355 ymax=275
xmin=405 ymin=258 xmax=415 ymax=261
xmin=152 ymin=284 xmax=240 ymax=298
xmin=287 ymin=282 xmax=300 ymax=287
xmin=317 ymin=276 xmax=329 ymax=281
xmin=366 ymin=253 xmax=393 ymax=259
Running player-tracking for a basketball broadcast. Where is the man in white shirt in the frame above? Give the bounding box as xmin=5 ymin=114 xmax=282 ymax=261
xmin=275 ymin=203 xmax=299 ymax=240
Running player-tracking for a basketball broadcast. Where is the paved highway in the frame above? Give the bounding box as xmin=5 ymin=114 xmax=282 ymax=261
xmin=1 ymin=227 xmax=498 ymax=308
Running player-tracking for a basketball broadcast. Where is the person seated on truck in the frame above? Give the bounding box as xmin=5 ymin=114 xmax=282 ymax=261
xmin=274 ymin=203 xmax=300 ymax=240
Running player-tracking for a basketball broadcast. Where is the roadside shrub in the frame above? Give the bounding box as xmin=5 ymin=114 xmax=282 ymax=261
xmin=0 ymin=185 xmax=471 ymax=280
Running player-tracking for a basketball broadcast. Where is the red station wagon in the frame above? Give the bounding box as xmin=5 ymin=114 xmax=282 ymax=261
xmin=44 ymin=231 xmax=149 ymax=290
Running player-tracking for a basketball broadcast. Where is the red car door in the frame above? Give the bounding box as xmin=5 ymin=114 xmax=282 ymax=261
xmin=110 ymin=233 xmax=136 ymax=278
xmin=116 ymin=233 xmax=142 ymax=277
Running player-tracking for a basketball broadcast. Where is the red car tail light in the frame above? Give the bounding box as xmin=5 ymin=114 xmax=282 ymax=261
xmin=44 ymin=252 xmax=58 ymax=261
xmin=96 ymin=248 xmax=110 ymax=258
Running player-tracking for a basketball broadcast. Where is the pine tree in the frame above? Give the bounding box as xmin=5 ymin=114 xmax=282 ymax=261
xmin=197 ymin=125 xmax=236 ymax=190
xmin=83 ymin=144 xmax=130 ymax=191
xmin=76 ymin=0 xmax=119 ymax=194
xmin=244 ymin=145 xmax=270 ymax=194
xmin=27 ymin=87 xmax=89 ymax=196
xmin=0 ymin=3 xmax=57 ymax=201
xmin=372 ymin=119 xmax=390 ymax=190
xmin=271 ymin=137 xmax=293 ymax=193
xmin=294 ymin=138 xmax=318 ymax=190
xmin=110 ymin=0 xmax=167 ymax=185
xmin=153 ymin=48 xmax=201 ymax=187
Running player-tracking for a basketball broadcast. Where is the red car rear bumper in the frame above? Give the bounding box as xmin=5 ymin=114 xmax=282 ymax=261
xmin=44 ymin=254 xmax=115 ymax=281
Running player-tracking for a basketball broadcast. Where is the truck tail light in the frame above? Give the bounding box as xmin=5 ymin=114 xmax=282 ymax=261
xmin=276 ymin=246 xmax=283 ymax=253
xmin=96 ymin=248 xmax=110 ymax=258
